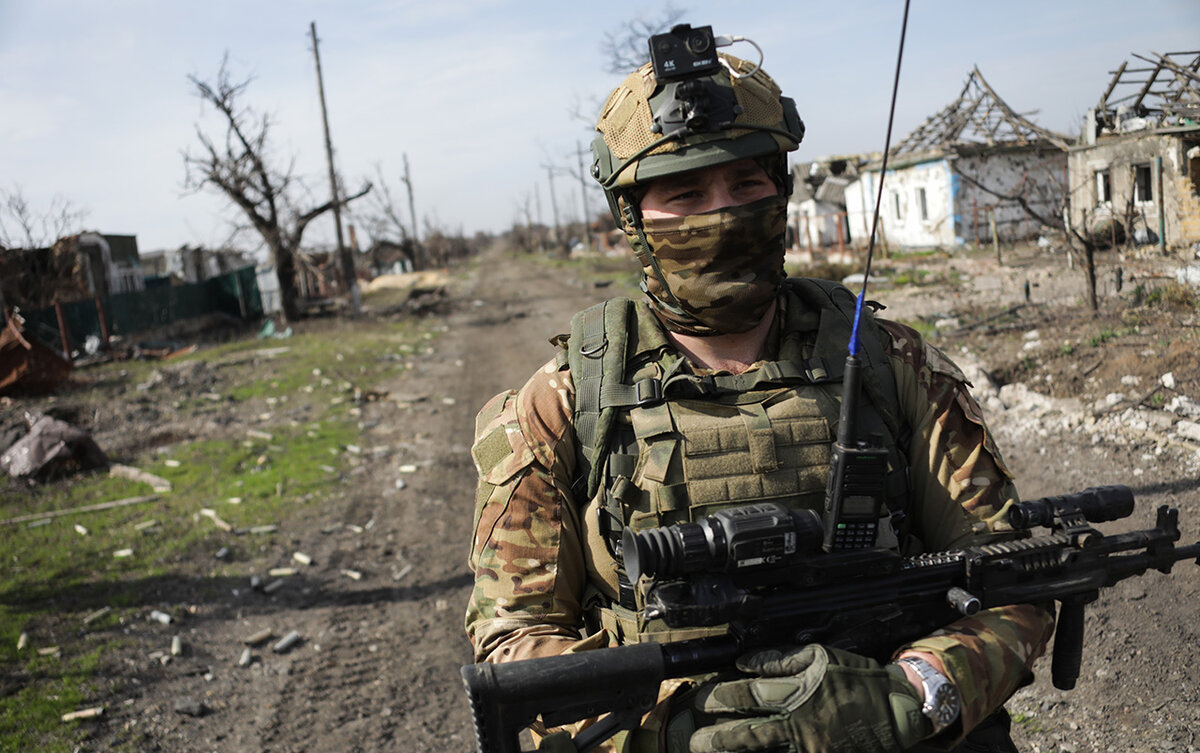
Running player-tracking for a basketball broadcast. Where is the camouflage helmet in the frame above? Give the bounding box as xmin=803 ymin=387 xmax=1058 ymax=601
xmin=590 ymin=49 xmax=805 ymax=229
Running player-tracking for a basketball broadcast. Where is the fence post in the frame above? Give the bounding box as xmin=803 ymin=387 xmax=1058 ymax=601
xmin=233 ymin=271 xmax=249 ymax=320
xmin=94 ymin=296 xmax=111 ymax=352
xmin=1155 ymin=156 xmax=1166 ymax=254
xmin=53 ymin=301 xmax=72 ymax=359
xmin=990 ymin=208 xmax=1000 ymax=265
xmin=836 ymin=213 xmax=846 ymax=256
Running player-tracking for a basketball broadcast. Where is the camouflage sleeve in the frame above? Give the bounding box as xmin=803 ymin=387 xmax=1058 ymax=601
xmin=464 ymin=357 xmax=592 ymax=664
xmin=877 ymin=319 xmax=1055 ymax=745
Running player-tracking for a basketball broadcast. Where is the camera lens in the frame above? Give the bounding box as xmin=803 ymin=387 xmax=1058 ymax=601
xmin=687 ymin=33 xmax=711 ymax=54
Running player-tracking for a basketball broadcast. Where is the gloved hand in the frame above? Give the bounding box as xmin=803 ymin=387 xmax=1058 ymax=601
xmin=688 ymin=645 xmax=931 ymax=753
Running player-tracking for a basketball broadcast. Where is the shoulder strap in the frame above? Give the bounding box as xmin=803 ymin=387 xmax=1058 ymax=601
xmin=568 ymin=298 xmax=640 ymax=500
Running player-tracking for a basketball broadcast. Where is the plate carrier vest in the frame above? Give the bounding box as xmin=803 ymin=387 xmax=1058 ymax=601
xmin=558 ymin=278 xmax=913 ymax=644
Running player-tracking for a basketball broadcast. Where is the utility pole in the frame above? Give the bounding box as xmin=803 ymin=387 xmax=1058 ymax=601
xmin=310 ymin=20 xmax=360 ymax=314
xmin=544 ymin=164 xmax=562 ymax=253
xmin=400 ymin=153 xmax=419 ymax=265
xmin=576 ymin=141 xmax=591 ymax=251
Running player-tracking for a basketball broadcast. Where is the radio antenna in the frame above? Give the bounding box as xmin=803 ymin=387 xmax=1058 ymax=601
xmin=822 ymin=0 xmax=913 ymax=552
xmin=849 ymin=0 xmax=912 ymax=357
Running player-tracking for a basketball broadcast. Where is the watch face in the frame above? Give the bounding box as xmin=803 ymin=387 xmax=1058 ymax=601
xmin=930 ymin=683 xmax=961 ymax=727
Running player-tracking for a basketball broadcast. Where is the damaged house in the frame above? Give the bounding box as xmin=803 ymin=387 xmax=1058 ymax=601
xmin=844 ymin=67 xmax=1070 ymax=249
xmin=0 ymin=233 xmax=144 ymax=312
xmin=139 ymin=245 xmax=255 ymax=284
xmin=1067 ymin=51 xmax=1200 ymax=250
xmin=787 ymin=158 xmax=863 ymax=253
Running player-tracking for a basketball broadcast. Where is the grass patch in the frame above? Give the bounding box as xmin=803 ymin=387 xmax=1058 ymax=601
xmin=0 ymin=305 xmax=434 ymax=751
xmin=1087 ymin=327 xmax=1137 ymax=347
xmin=1145 ymin=281 xmax=1199 ymax=311
xmin=0 ymin=640 xmax=110 ymax=753
xmin=526 ymin=250 xmax=642 ymax=294
xmin=1009 ymin=711 xmax=1043 ymax=733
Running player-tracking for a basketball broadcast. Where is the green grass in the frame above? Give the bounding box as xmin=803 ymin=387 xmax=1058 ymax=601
xmin=0 ymin=301 xmax=434 ymax=750
xmin=0 ymin=641 xmax=110 ymax=753
xmin=1087 ymin=327 xmax=1137 ymax=347
xmin=1009 ymin=711 xmax=1043 ymax=733
xmin=527 ymin=249 xmax=642 ymax=294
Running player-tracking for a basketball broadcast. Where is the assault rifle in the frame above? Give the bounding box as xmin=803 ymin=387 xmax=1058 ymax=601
xmin=461 ymin=485 xmax=1200 ymax=753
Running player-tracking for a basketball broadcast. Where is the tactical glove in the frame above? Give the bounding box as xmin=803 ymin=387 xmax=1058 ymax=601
xmin=689 ymin=644 xmax=931 ymax=753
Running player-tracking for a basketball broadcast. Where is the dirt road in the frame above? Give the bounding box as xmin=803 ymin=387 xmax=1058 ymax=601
xmin=110 ymin=250 xmax=613 ymax=752
xmin=89 ymin=247 xmax=1200 ymax=752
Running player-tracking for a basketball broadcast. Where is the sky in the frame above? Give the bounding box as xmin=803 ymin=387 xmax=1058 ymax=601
xmin=1 ymin=0 xmax=1198 ymax=254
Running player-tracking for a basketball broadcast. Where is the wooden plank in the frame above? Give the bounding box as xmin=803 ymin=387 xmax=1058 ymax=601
xmin=1 ymin=495 xmax=158 ymax=526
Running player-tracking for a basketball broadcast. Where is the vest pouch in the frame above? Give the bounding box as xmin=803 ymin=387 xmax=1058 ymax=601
xmin=630 ymin=386 xmax=838 ymax=529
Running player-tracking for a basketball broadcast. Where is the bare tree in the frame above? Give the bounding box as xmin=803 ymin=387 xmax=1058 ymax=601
xmin=599 ymin=4 xmax=686 ymax=74
xmin=0 ymin=186 xmax=89 ymax=249
xmin=954 ymin=168 xmax=1102 ymax=313
xmin=353 ymin=163 xmax=426 ymax=270
xmin=183 ymin=56 xmax=370 ymax=322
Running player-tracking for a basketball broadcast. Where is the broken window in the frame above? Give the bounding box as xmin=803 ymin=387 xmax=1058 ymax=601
xmin=1095 ymin=169 xmax=1112 ymax=204
xmin=892 ymin=191 xmax=902 ymax=220
xmin=917 ymin=187 xmax=929 ymax=221
xmin=1133 ymin=164 xmax=1153 ymax=203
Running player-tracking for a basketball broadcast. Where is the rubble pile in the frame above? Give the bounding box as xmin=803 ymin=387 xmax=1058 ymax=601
xmin=958 ymin=357 xmax=1200 ymax=473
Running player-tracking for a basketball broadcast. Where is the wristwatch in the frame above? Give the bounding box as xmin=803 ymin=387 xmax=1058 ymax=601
xmin=897 ymin=656 xmax=961 ymax=734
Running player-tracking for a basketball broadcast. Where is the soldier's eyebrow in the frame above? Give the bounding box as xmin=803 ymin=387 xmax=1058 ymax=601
xmin=726 ymin=162 xmax=768 ymax=182
xmin=650 ymin=173 xmax=704 ymax=193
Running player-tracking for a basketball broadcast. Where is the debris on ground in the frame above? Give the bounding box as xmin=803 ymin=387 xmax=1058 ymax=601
xmin=257 ymin=319 xmax=293 ymax=339
xmin=0 ymin=494 xmax=156 ymax=527
xmin=134 ymin=341 xmax=198 ymax=360
xmin=272 ymin=630 xmax=301 ymax=653
xmin=0 ymin=310 xmax=72 ymax=396
xmin=109 ymin=463 xmax=171 ymax=492
xmin=0 ymin=411 xmax=108 ymax=480
xmin=61 ymin=707 xmax=104 ymax=722
xmin=172 ymin=697 xmax=207 ymax=717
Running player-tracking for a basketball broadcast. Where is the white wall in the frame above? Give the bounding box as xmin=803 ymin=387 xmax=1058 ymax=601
xmin=845 ymin=158 xmax=955 ymax=248
xmin=954 ymin=149 xmax=1067 ymax=244
xmin=787 ymin=198 xmax=846 ymax=249
xmin=846 ymin=149 xmax=1067 ymax=249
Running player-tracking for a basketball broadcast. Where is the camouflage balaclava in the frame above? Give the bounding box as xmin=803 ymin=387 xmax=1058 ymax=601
xmin=591 ymin=45 xmax=805 ymax=336
xmin=635 ymin=194 xmax=788 ymax=335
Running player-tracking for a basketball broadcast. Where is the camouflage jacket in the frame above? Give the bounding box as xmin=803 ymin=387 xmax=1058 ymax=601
xmin=465 ymin=290 xmax=1054 ymax=747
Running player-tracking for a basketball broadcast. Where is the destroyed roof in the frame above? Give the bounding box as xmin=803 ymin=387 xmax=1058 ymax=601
xmin=891 ymin=66 xmax=1071 ymax=156
xmin=1095 ymin=51 xmax=1200 ymax=127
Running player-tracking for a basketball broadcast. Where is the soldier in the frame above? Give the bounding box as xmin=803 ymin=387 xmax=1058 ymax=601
xmin=466 ymin=27 xmax=1053 ymax=753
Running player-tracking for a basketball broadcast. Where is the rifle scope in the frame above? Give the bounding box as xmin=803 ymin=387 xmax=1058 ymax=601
xmin=1007 ymin=485 xmax=1134 ymax=530
xmin=623 ymin=502 xmax=824 ymax=583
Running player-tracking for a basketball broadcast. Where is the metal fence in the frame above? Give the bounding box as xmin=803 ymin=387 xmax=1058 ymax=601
xmin=16 ymin=265 xmax=264 ymax=356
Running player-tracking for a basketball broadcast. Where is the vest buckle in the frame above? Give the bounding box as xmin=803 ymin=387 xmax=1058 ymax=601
xmin=634 ymin=377 xmax=663 ymax=406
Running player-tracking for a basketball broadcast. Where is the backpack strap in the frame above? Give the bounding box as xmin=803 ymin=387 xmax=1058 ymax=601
xmin=569 ymin=298 xmax=655 ymax=502
xmin=788 ymin=278 xmax=910 ymax=449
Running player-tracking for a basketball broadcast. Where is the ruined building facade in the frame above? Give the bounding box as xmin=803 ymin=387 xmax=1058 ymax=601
xmin=844 ymin=67 xmax=1070 ymax=249
xmin=1067 ymin=51 xmax=1200 ymax=251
